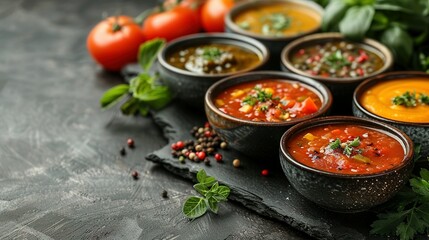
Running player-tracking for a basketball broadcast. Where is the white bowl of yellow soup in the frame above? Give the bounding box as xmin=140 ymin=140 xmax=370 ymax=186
xmin=353 ymin=72 xmax=429 ymax=156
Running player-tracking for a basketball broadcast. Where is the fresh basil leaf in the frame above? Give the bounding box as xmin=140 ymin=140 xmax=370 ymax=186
xmin=197 ymin=169 xmax=208 ymax=183
xmin=138 ymin=38 xmax=166 ymax=72
xmin=380 ymin=26 xmax=413 ymax=67
xmin=206 ymin=197 xmax=219 ymax=214
xmin=100 ymin=84 xmax=130 ymax=108
xmin=135 ymin=85 xmax=170 ymax=102
xmin=374 ymin=3 xmax=413 ymax=13
xmin=420 ymin=168 xmax=429 ymax=182
xmin=215 ymin=186 xmax=230 ymax=201
xmin=339 ymin=5 xmax=375 ymax=41
xmin=120 ymin=97 xmax=140 ymax=115
xmin=322 ymin=0 xmax=349 ymax=32
xmin=370 ymin=12 xmax=389 ymax=32
xmin=209 ymin=182 xmax=219 ymax=192
xmin=138 ymin=105 xmax=150 ymax=116
xmin=129 ymin=73 xmax=153 ymax=97
xmin=194 ymin=183 xmax=209 ymax=196
xmin=182 ymin=196 xmax=208 ymax=219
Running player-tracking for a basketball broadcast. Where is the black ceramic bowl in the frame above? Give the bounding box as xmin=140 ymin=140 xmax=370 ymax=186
xmin=225 ymin=0 xmax=323 ymax=68
xmin=281 ymin=33 xmax=393 ymax=113
xmin=353 ymin=71 xmax=429 ymax=156
xmin=158 ymin=33 xmax=269 ymax=109
xmin=205 ymin=71 xmax=332 ymax=159
xmin=280 ymin=116 xmax=414 ymax=213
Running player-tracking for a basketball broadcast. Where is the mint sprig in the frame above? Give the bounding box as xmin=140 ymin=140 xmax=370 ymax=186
xmin=182 ymin=169 xmax=230 ymax=219
xmin=99 ymin=38 xmax=171 ymax=116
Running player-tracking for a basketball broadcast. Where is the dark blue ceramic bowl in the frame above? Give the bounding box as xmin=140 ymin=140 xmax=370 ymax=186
xmin=158 ymin=33 xmax=269 ymax=109
xmin=279 ymin=116 xmax=414 ymax=213
xmin=205 ymin=71 xmax=332 ymax=159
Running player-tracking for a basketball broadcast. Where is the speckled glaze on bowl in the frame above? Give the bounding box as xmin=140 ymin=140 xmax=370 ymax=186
xmin=158 ymin=33 xmax=269 ymax=109
xmin=281 ymin=33 xmax=393 ymax=113
xmin=353 ymin=71 xmax=429 ymax=157
xmin=279 ymin=116 xmax=414 ymax=213
xmin=205 ymin=71 xmax=332 ymax=159
xmin=225 ymin=0 xmax=323 ymax=69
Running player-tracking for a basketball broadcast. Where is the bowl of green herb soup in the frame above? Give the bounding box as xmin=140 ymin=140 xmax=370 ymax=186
xmin=158 ymin=33 xmax=268 ymax=108
xmin=225 ymin=0 xmax=323 ymax=68
xmin=281 ymin=33 xmax=393 ymax=114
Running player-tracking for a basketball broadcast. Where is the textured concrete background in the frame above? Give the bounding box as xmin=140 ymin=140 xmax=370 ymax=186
xmin=0 ymin=0 xmax=310 ymax=239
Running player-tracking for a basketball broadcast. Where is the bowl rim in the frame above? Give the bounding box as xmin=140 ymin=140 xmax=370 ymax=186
xmin=353 ymin=71 xmax=429 ymax=126
xmin=225 ymin=0 xmax=324 ymax=41
xmin=204 ymin=70 xmax=333 ymax=126
xmin=279 ymin=116 xmax=414 ymax=178
xmin=157 ymin=32 xmax=269 ymax=78
xmin=281 ymin=32 xmax=394 ymax=83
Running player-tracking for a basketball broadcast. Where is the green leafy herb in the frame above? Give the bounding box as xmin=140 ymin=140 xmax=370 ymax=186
xmin=202 ymin=47 xmax=222 ymax=61
xmin=261 ymin=13 xmax=291 ymax=35
xmin=392 ymin=91 xmax=417 ymax=107
xmin=242 ymin=96 xmax=257 ymax=106
xmin=100 ymin=39 xmax=171 ymax=116
xmin=371 ymin=168 xmax=429 ymax=240
xmin=260 ymin=105 xmax=269 ymax=112
xmin=328 ymin=138 xmax=341 ymax=150
xmin=324 ymin=50 xmax=351 ymax=69
xmin=182 ymin=169 xmax=230 ymax=219
xmin=420 ymin=93 xmax=429 ymax=104
xmin=241 ymin=87 xmax=274 ymax=106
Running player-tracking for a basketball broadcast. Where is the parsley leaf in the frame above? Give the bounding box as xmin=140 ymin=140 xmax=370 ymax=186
xmin=324 ymin=50 xmax=351 ymax=69
xmin=328 ymin=138 xmax=341 ymax=150
xmin=392 ymin=91 xmax=417 ymax=107
xmin=420 ymin=93 xmax=429 ymax=104
xmin=183 ymin=169 xmax=230 ymax=219
xmin=371 ymin=168 xmax=429 ymax=240
xmin=202 ymin=47 xmax=222 ymax=61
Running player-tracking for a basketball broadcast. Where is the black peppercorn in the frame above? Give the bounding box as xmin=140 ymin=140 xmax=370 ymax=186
xmin=120 ymin=147 xmax=126 ymax=156
xmin=131 ymin=170 xmax=139 ymax=180
xmin=162 ymin=190 xmax=168 ymax=198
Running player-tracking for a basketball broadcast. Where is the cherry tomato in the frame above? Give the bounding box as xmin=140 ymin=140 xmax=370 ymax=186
xmin=86 ymin=16 xmax=145 ymax=72
xmin=143 ymin=5 xmax=201 ymax=41
xmin=201 ymin=0 xmax=234 ymax=32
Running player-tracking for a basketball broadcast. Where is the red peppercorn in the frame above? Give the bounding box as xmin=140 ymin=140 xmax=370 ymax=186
xmin=261 ymin=169 xmax=269 ymax=176
xmin=127 ymin=138 xmax=135 ymax=148
xmin=176 ymin=141 xmax=185 ymax=150
xmin=214 ymin=153 xmax=223 ymax=162
xmin=204 ymin=122 xmax=211 ymax=128
xmin=197 ymin=151 xmax=206 ymax=161
xmin=131 ymin=170 xmax=139 ymax=180
xmin=171 ymin=143 xmax=177 ymax=150
xmin=204 ymin=131 xmax=212 ymax=137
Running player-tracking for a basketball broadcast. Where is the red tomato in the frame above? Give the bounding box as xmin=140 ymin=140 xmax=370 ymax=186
xmin=299 ymin=98 xmax=319 ymax=114
xmin=86 ymin=16 xmax=145 ymax=72
xmin=142 ymin=6 xmax=201 ymax=41
xmin=201 ymin=0 xmax=234 ymax=32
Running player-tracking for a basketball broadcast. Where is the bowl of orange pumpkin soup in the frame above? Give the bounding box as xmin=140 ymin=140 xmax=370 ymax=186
xmin=225 ymin=0 xmax=323 ymax=68
xmin=280 ymin=116 xmax=414 ymax=213
xmin=205 ymin=71 xmax=332 ymax=159
xmin=353 ymin=72 xmax=429 ymax=156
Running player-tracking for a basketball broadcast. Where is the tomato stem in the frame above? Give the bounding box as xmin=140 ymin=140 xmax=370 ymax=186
xmin=112 ymin=16 xmax=122 ymax=32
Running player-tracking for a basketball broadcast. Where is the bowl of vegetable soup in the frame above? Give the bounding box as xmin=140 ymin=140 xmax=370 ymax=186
xmin=280 ymin=116 xmax=414 ymax=213
xmin=204 ymin=71 xmax=332 ymax=159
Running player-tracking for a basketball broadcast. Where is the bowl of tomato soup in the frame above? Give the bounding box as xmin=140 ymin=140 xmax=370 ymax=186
xmin=281 ymin=33 xmax=393 ymax=114
xmin=353 ymin=71 xmax=429 ymax=156
xmin=158 ymin=33 xmax=269 ymax=109
xmin=205 ymin=71 xmax=332 ymax=159
xmin=225 ymin=0 xmax=323 ymax=68
xmin=280 ymin=116 xmax=414 ymax=213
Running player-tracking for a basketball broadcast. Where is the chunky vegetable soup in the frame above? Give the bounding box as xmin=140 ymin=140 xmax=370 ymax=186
xmin=290 ymin=41 xmax=384 ymax=78
xmin=167 ymin=43 xmax=260 ymax=74
xmin=234 ymin=3 xmax=320 ymax=37
xmin=215 ymin=79 xmax=321 ymax=122
xmin=360 ymin=78 xmax=429 ymax=123
xmin=287 ymin=124 xmax=405 ymax=174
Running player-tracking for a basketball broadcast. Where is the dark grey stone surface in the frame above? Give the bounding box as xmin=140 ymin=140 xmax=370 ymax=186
xmin=0 ymin=0 xmax=314 ymax=239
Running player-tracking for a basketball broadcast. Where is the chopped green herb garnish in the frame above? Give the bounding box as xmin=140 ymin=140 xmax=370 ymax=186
xmin=260 ymin=105 xmax=269 ymax=111
xmin=420 ymin=93 xmax=429 ymax=104
xmin=324 ymin=50 xmax=351 ymax=69
xmin=328 ymin=138 xmax=341 ymax=150
xmin=392 ymin=91 xmax=417 ymax=107
xmin=202 ymin=47 xmax=222 ymax=61
xmin=256 ymin=88 xmax=272 ymax=102
xmin=238 ymin=21 xmax=250 ymax=30
xmin=343 ymin=137 xmax=360 ymax=157
xmin=242 ymin=96 xmax=257 ymax=106
xmin=260 ymin=13 xmax=291 ymax=35
xmin=349 ymin=137 xmax=360 ymax=147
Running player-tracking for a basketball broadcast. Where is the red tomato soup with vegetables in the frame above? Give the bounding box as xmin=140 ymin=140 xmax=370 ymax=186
xmin=290 ymin=41 xmax=384 ymax=78
xmin=215 ymin=80 xmax=322 ymax=122
xmin=287 ymin=125 xmax=405 ymax=174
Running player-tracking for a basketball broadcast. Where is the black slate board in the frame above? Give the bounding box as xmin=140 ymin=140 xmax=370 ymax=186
xmin=145 ymin=102 xmax=386 ymax=240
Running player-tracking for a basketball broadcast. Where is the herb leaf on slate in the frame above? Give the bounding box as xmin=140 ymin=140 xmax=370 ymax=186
xmin=182 ymin=169 xmax=230 ymax=219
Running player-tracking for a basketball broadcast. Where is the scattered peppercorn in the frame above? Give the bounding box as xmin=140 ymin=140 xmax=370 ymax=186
xmin=127 ymin=138 xmax=135 ymax=148
xmin=162 ymin=190 xmax=168 ymax=198
xmin=179 ymin=156 xmax=186 ymax=163
xmin=215 ymin=153 xmax=223 ymax=162
xmin=233 ymin=159 xmax=240 ymax=168
xmin=261 ymin=169 xmax=269 ymax=176
xmin=131 ymin=170 xmax=139 ymax=180
xmin=204 ymin=158 xmax=211 ymax=166
xmin=220 ymin=142 xmax=228 ymax=149
xmin=197 ymin=151 xmax=206 ymax=161
xmin=120 ymin=147 xmax=126 ymax=156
